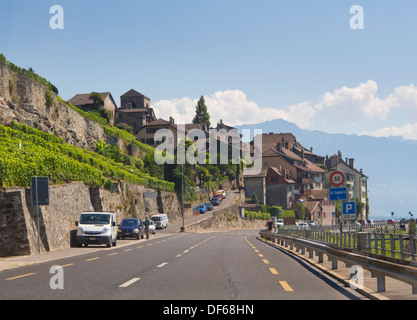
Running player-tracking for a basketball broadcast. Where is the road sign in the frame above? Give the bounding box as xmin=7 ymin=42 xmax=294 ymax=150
xmin=330 ymin=171 xmax=345 ymax=187
xmin=144 ymin=191 xmax=158 ymax=198
xmin=342 ymin=201 xmax=356 ymax=220
xmin=31 ymin=177 xmax=50 ymax=206
xmin=329 ymin=187 xmax=348 ymax=201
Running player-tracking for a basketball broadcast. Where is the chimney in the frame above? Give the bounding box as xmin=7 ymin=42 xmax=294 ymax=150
xmin=338 ymin=150 xmax=342 ymax=159
xmin=169 ymin=116 xmax=174 ymax=125
xmin=310 ymin=147 xmax=313 ymax=153
xmin=277 ymin=142 xmax=282 ymax=152
xmin=349 ymin=158 xmax=355 ymax=168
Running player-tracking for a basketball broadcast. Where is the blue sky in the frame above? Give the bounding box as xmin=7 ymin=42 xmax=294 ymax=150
xmin=2 ymin=1 xmax=417 ymax=138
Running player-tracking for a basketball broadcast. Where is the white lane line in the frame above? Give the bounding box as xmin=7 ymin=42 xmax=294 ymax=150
xmin=157 ymin=262 xmax=168 ymax=268
xmin=176 ymin=254 xmax=183 ymax=257
xmin=119 ymin=278 xmax=141 ymax=288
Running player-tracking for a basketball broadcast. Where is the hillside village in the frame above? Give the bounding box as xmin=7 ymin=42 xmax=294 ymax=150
xmin=67 ymin=89 xmax=369 ymax=225
xmin=0 ymin=54 xmax=372 ymax=257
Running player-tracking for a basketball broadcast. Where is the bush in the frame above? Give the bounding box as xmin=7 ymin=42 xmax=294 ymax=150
xmin=104 ymin=178 xmax=113 ymax=190
xmin=245 ymin=210 xmax=270 ymax=220
xmin=45 ymin=90 xmax=54 ymax=108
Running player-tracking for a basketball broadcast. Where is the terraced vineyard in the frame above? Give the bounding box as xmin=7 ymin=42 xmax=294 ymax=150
xmin=0 ymin=122 xmax=175 ymax=192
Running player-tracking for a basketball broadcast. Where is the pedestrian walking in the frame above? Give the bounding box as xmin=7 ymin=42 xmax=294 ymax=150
xmin=144 ymin=215 xmax=151 ymax=239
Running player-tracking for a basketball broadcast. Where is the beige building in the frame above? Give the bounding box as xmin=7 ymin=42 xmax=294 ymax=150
xmin=325 ymin=151 xmax=368 ymax=218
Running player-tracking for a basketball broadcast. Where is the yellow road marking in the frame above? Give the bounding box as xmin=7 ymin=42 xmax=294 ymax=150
xmin=269 ymin=268 xmax=279 ymax=275
xmin=262 ymin=259 xmax=270 ymax=264
xmin=85 ymin=257 xmax=100 ymax=261
xmin=6 ymin=273 xmax=36 ymax=280
xmin=280 ymin=281 xmax=294 ymax=292
xmin=124 ymin=249 xmax=133 ymax=252
xmin=137 ymin=245 xmax=144 ymax=248
xmin=108 ymin=252 xmax=118 ymax=256
xmin=258 ymin=254 xmax=264 ymax=257
xmin=59 ymin=264 xmax=74 ymax=268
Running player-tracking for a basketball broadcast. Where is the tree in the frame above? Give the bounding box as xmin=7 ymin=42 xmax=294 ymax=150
xmin=192 ymin=96 xmax=211 ymax=128
xmin=89 ymin=92 xmax=104 ymax=109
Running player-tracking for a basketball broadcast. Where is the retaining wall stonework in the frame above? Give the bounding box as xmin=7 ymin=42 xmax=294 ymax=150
xmin=0 ymin=181 xmax=180 ymax=257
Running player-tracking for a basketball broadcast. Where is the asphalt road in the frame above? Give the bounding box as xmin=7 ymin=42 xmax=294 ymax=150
xmin=0 ymin=229 xmax=366 ymax=301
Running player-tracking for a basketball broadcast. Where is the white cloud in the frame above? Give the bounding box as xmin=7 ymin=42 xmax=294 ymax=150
xmin=361 ymin=122 xmax=417 ymax=140
xmin=153 ymin=89 xmax=314 ymax=128
xmin=315 ymin=80 xmax=394 ymax=121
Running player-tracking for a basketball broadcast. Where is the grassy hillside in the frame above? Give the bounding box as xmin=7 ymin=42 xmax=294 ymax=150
xmin=0 ymin=122 xmax=174 ymax=191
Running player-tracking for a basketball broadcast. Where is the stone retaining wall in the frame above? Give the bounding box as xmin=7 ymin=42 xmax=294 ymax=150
xmin=0 ymin=181 xmax=180 ymax=257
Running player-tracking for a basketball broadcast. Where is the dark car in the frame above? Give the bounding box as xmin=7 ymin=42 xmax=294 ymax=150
xmin=198 ymin=204 xmax=207 ymax=214
xmin=117 ymin=218 xmax=144 ymax=240
xmin=211 ymin=197 xmax=221 ymax=206
xmin=205 ymin=203 xmax=214 ymax=211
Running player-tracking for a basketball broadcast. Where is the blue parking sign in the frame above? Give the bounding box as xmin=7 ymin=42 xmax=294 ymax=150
xmin=342 ymin=201 xmax=356 ymax=220
xmin=343 ymin=201 xmax=356 ymax=214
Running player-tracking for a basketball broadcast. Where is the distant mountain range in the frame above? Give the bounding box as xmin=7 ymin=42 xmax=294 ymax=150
xmin=236 ymin=119 xmax=417 ymax=219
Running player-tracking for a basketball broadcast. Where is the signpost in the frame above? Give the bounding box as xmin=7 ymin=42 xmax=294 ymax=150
xmin=342 ymin=201 xmax=356 ymax=221
xmin=31 ymin=177 xmax=50 ymax=254
xmin=330 ymin=171 xmax=345 ymax=187
xmin=329 ymin=187 xmax=348 ymax=201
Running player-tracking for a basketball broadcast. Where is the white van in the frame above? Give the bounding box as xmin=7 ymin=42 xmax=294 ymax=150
xmin=151 ymin=214 xmax=168 ymax=229
xmin=76 ymin=212 xmax=117 ymax=247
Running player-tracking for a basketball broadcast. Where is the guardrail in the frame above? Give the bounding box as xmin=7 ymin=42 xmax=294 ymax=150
xmin=259 ymin=230 xmax=417 ymax=296
xmin=276 ymin=227 xmax=417 ymax=262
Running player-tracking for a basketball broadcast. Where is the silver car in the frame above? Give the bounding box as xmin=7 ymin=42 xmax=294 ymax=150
xmin=149 ymin=220 xmax=156 ymax=234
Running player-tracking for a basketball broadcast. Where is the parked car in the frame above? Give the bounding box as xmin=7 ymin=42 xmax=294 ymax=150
xmin=205 ymin=203 xmax=214 ymax=211
xmin=276 ymin=219 xmax=284 ymax=227
xmin=117 ymin=218 xmax=144 ymax=240
xmin=211 ymin=197 xmax=221 ymax=206
xmin=213 ymin=194 xmax=223 ymax=201
xmin=297 ymin=222 xmax=309 ymax=230
xmin=76 ymin=212 xmax=117 ymax=247
xmin=148 ymin=220 xmax=156 ymax=234
xmin=308 ymin=220 xmax=318 ymax=227
xmin=217 ymin=190 xmax=226 ymax=199
xmin=198 ymin=204 xmax=207 ymax=214
xmin=151 ymin=214 xmax=168 ymax=229
xmin=358 ymin=219 xmax=368 ymax=226
xmin=387 ymin=219 xmax=396 ymax=225
xmin=367 ymin=219 xmax=375 ymax=227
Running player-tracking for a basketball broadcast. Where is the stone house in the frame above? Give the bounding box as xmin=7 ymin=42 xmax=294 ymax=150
xmin=115 ymin=89 xmax=156 ymax=133
xmin=243 ymin=171 xmax=266 ymax=204
xmin=261 ymin=142 xmax=326 ymax=199
xmin=302 ymin=189 xmax=336 ymax=226
xmin=68 ymin=92 xmax=117 ymax=125
xmin=265 ymin=167 xmax=295 ymax=209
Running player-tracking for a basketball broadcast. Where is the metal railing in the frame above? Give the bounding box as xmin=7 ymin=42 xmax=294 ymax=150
xmin=259 ymin=230 xmax=417 ymax=296
xmin=275 ymin=227 xmax=417 ymax=262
